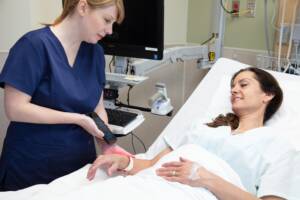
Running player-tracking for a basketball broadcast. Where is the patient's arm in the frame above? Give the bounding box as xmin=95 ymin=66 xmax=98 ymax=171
xmin=87 ymin=147 xmax=172 ymax=180
xmin=156 ymin=158 xmax=284 ymax=200
xmin=200 ymin=171 xmax=284 ymax=200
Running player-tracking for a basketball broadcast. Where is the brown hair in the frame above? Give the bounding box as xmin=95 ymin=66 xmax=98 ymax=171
xmin=206 ymin=67 xmax=283 ymax=130
xmin=53 ymin=0 xmax=124 ymax=26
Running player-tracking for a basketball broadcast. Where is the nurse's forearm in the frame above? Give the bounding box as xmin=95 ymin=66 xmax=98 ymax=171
xmin=5 ymin=84 xmax=91 ymax=125
xmin=94 ymin=92 xmax=108 ymax=124
xmin=6 ymin=100 xmax=84 ymax=125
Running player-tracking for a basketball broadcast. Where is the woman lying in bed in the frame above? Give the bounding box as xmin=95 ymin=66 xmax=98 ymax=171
xmin=88 ymin=67 xmax=296 ymax=200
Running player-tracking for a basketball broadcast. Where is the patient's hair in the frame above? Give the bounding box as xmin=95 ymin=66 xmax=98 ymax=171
xmin=206 ymin=67 xmax=283 ymax=130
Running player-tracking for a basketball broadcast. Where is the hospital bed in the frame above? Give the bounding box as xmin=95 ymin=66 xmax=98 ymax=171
xmin=1 ymin=58 xmax=299 ymax=200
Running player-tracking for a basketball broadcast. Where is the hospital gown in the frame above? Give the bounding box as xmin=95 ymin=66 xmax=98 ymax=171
xmin=165 ymin=120 xmax=298 ymax=199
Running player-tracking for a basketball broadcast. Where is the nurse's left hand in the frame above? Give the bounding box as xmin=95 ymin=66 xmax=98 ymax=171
xmin=77 ymin=114 xmax=104 ymax=139
xmin=156 ymin=157 xmax=207 ymax=187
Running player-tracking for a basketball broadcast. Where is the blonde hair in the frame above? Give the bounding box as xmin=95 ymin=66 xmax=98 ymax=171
xmin=53 ymin=0 xmax=124 ymax=25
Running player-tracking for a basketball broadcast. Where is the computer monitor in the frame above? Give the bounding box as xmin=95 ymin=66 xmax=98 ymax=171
xmin=99 ymin=0 xmax=164 ymax=60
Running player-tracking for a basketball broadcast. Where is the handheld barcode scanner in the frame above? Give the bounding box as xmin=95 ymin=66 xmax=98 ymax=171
xmin=86 ymin=112 xmax=117 ymax=144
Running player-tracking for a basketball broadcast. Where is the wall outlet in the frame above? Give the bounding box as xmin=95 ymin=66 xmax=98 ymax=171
xmin=246 ymin=0 xmax=256 ymax=17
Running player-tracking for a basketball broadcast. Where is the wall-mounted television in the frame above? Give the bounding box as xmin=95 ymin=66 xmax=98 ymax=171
xmin=99 ymin=0 xmax=164 ymax=60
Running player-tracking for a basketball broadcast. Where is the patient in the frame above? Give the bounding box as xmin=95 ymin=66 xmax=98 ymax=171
xmin=87 ymin=67 xmax=296 ymax=200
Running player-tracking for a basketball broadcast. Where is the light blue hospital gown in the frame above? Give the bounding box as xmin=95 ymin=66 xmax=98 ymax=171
xmin=164 ymin=121 xmax=299 ymax=200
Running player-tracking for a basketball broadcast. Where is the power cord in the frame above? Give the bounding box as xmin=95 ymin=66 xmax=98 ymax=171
xmin=131 ymin=132 xmax=136 ymax=154
xmin=220 ymin=0 xmax=234 ymax=14
xmin=115 ymin=101 xmax=151 ymax=112
xmin=125 ymin=58 xmax=130 ymax=74
xmin=220 ymin=0 xmax=249 ymax=17
xmin=130 ymin=132 xmax=146 ymax=154
xmin=201 ymin=33 xmax=217 ymax=45
xmin=127 ymin=85 xmax=133 ymax=106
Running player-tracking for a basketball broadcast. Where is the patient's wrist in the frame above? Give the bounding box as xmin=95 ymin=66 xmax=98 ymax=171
xmin=198 ymin=167 xmax=218 ymax=190
xmin=188 ymin=163 xmax=202 ymax=180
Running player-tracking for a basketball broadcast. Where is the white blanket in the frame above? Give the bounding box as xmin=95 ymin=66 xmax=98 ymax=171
xmin=0 ymin=144 xmax=244 ymax=200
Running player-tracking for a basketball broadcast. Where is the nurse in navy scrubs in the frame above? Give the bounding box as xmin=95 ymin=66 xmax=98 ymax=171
xmin=0 ymin=0 xmax=124 ymax=191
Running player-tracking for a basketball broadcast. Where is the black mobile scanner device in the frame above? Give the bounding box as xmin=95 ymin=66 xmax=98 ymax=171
xmin=86 ymin=112 xmax=117 ymax=144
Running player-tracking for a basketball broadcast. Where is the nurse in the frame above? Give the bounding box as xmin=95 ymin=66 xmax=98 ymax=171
xmin=0 ymin=0 xmax=124 ymax=191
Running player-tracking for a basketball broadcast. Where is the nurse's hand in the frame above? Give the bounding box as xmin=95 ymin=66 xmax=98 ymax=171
xmin=156 ymin=157 xmax=210 ymax=187
xmin=87 ymin=154 xmax=129 ymax=180
xmin=77 ymin=114 xmax=104 ymax=139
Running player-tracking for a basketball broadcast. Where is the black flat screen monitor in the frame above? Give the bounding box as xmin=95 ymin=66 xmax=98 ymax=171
xmin=98 ymin=0 xmax=164 ymax=60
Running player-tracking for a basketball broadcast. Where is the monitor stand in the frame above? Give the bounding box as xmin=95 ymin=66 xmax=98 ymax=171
xmin=106 ymin=56 xmax=148 ymax=88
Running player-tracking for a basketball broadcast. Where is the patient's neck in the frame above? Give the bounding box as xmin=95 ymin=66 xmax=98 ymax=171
xmin=233 ymin=111 xmax=264 ymax=134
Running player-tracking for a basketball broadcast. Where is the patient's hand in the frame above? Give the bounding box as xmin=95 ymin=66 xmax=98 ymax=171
xmin=156 ymin=157 xmax=208 ymax=187
xmin=87 ymin=154 xmax=130 ymax=180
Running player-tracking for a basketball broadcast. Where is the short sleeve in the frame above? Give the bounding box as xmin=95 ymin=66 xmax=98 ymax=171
xmin=0 ymin=37 xmax=44 ymax=96
xmin=257 ymin=148 xmax=299 ymax=200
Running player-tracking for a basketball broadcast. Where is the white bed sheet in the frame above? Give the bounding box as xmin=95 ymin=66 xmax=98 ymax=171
xmin=0 ymin=144 xmax=244 ymax=200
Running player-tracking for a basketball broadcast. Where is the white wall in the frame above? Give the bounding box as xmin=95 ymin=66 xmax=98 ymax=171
xmin=0 ymin=0 xmax=61 ymax=51
xmin=164 ymin=0 xmax=188 ymax=44
xmin=0 ymin=0 xmax=188 ymax=51
xmin=29 ymin=0 xmax=61 ymax=29
xmin=0 ymin=0 xmax=31 ymax=51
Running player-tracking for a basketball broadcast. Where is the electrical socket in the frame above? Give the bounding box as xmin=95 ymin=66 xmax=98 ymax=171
xmin=246 ymin=0 xmax=256 ymax=17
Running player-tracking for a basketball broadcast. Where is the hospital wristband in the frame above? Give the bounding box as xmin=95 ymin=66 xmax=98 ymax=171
xmin=123 ymin=156 xmax=134 ymax=172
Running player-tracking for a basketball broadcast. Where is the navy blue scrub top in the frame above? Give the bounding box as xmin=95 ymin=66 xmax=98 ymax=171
xmin=0 ymin=27 xmax=106 ymax=191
